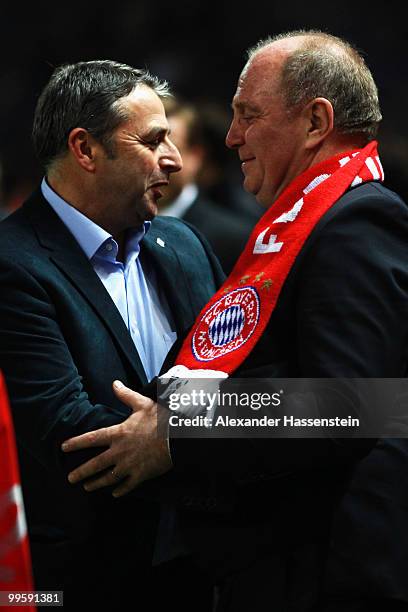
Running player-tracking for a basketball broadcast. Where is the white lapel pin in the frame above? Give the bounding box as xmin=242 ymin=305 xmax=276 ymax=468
xmin=156 ymin=237 xmax=165 ymax=248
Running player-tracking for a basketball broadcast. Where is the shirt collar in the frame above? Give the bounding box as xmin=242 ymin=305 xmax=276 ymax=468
xmin=41 ymin=177 xmax=151 ymax=261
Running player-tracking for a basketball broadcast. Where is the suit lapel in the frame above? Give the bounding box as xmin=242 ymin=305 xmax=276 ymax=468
xmin=141 ymin=225 xmax=197 ymax=337
xmin=24 ymin=192 xmax=148 ymax=385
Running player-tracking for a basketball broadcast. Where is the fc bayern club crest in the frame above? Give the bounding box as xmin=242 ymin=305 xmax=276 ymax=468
xmin=192 ymin=286 xmax=260 ymax=362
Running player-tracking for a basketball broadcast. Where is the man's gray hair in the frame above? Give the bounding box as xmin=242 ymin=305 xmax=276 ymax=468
xmin=248 ymin=30 xmax=382 ymax=141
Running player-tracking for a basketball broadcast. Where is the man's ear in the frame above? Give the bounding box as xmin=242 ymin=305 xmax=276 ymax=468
xmin=304 ymin=97 xmax=334 ymax=149
xmin=67 ymin=128 xmax=99 ymax=172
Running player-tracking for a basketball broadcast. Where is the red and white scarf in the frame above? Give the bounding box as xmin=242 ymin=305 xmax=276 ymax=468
xmin=175 ymin=141 xmax=384 ymax=375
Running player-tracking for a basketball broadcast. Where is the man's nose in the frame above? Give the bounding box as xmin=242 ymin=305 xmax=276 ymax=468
xmin=161 ymin=141 xmax=183 ymax=173
xmin=225 ymin=118 xmax=243 ymax=149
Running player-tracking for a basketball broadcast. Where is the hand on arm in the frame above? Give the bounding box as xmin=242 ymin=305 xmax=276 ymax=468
xmin=62 ymin=381 xmax=172 ymax=497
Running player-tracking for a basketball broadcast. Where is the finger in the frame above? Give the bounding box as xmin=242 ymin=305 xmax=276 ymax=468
xmin=112 ymin=473 xmax=142 ymax=498
xmin=83 ymin=469 xmax=125 ymax=492
xmin=61 ymin=426 xmax=114 ymax=452
xmin=112 ymin=380 xmax=155 ymax=413
xmin=67 ymin=450 xmax=112 ymax=484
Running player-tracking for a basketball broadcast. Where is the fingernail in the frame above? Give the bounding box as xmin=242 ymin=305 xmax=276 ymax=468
xmin=113 ymin=380 xmax=124 ymax=389
xmin=61 ymin=442 xmax=68 ymax=451
xmin=68 ymin=473 xmax=74 ymax=483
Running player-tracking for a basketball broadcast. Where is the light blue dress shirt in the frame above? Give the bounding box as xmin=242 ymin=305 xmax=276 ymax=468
xmin=41 ymin=178 xmax=177 ymax=382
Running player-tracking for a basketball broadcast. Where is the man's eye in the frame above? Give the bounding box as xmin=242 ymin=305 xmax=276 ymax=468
xmin=149 ymin=138 xmax=161 ymax=148
xmin=142 ymin=135 xmax=163 ymax=148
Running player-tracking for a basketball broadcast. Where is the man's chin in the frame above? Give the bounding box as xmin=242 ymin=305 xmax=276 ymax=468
xmin=125 ymin=200 xmax=158 ymax=229
xmin=242 ymin=181 xmax=266 ymax=205
xmin=141 ymin=196 xmax=159 ymax=220
xmin=243 ymin=176 xmax=257 ymax=194
xmin=144 ymin=206 xmax=158 ymax=221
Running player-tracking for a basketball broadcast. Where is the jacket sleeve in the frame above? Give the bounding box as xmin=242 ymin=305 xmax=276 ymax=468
xmin=0 ymin=259 xmax=130 ymax=475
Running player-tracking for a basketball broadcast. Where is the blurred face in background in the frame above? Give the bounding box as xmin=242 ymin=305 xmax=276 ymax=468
xmin=159 ymin=110 xmax=204 ymax=208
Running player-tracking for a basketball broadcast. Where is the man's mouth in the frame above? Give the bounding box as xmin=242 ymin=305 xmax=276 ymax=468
xmin=149 ymin=181 xmax=168 ymax=199
xmin=151 ymin=187 xmax=163 ymax=199
xmin=241 ymin=158 xmax=255 ymax=171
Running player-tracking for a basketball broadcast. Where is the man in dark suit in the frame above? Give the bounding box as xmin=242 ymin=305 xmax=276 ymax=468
xmin=0 ymin=60 xmax=224 ymax=609
xmin=62 ymin=33 xmax=408 ymax=611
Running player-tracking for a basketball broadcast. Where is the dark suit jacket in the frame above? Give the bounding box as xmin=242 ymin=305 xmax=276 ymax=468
xmin=164 ymin=182 xmax=408 ymax=611
xmin=182 ymin=191 xmax=255 ymax=275
xmin=0 ymin=189 xmax=224 ymax=608
xmin=322 ymin=437 xmax=408 ymax=611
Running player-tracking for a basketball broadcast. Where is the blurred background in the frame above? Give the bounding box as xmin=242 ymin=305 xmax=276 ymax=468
xmin=1 ymin=1 xmax=407 ymax=242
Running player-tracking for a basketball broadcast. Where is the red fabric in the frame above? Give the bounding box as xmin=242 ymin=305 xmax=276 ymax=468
xmin=176 ymin=142 xmax=383 ymax=374
xmin=0 ymin=372 xmax=36 ymax=610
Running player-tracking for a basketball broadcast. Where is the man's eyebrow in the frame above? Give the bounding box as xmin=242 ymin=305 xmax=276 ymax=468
xmin=231 ymin=100 xmax=260 ymax=114
xmin=143 ymin=125 xmax=170 ymax=139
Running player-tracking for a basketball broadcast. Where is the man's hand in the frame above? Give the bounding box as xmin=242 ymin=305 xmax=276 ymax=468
xmin=61 ymin=380 xmax=172 ymax=497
